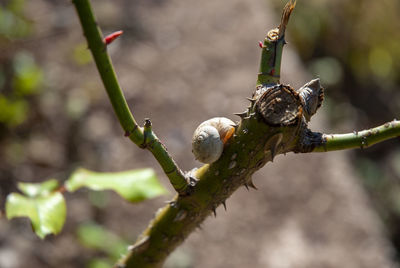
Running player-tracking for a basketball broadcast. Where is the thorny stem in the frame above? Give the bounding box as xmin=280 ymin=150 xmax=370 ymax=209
xmin=310 ymin=120 xmax=400 ymax=152
xmin=257 ymin=0 xmax=296 ymax=86
xmin=71 ymin=0 xmax=400 ymax=267
xmin=72 ymin=0 xmax=187 ymax=193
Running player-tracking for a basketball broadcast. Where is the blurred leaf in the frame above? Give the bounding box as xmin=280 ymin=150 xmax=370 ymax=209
xmin=76 ymin=222 xmax=129 ymax=260
xmin=17 ymin=179 xmax=59 ymax=197
xmin=368 ymin=47 xmax=393 ymax=79
xmin=0 ymin=7 xmax=32 ymax=39
xmin=0 ymin=95 xmax=28 ymax=126
xmin=65 ymin=168 xmax=167 ymax=202
xmin=13 ymin=52 xmax=43 ymax=96
xmin=7 ymin=0 xmax=25 ymax=14
xmin=6 ymin=191 xmax=66 ymax=239
xmin=87 ymin=259 xmax=113 ymax=268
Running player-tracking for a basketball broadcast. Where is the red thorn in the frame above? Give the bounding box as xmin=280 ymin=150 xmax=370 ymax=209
xmin=104 ymin=30 xmax=123 ymax=45
xmin=258 ymin=41 xmax=263 ymax=48
xmin=269 ymin=69 xmax=275 ymax=76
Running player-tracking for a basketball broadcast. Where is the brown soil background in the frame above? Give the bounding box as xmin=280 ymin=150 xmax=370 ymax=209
xmin=0 ymin=0 xmax=397 ymax=267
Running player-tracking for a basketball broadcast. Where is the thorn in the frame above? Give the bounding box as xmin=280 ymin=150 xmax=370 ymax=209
xmin=234 ymin=111 xmax=248 ymax=118
xmin=270 ymin=146 xmax=276 ymax=162
xmin=258 ymin=41 xmax=263 ymax=48
xmin=222 ymin=201 xmax=227 ymax=211
xmin=268 ymin=133 xmax=283 ymax=162
xmin=212 ymin=207 xmax=217 ymax=217
xmin=144 ymin=118 xmax=152 ymax=128
xmin=246 ymin=97 xmax=256 ymax=104
xmin=124 ymin=130 xmax=130 ymax=137
xmin=248 ymin=180 xmax=258 ymax=190
xmin=104 ymin=30 xmax=123 ymax=45
xmin=269 ymin=69 xmax=275 ymax=76
xmin=244 ymin=183 xmax=250 ymax=191
xmin=141 ymin=119 xmax=152 ymax=148
xmin=243 ymin=116 xmax=251 ymax=120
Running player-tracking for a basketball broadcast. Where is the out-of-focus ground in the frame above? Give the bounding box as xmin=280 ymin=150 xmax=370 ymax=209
xmin=0 ymin=0 xmax=399 ymax=267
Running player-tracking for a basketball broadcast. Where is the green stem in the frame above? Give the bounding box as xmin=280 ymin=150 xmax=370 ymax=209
xmin=257 ymin=35 xmax=284 ymax=85
xmin=72 ymin=0 xmax=141 ymax=142
xmin=72 ymin=0 xmax=187 ymax=193
xmin=256 ymin=0 xmax=295 ymax=86
xmin=312 ymin=120 xmax=400 ymax=152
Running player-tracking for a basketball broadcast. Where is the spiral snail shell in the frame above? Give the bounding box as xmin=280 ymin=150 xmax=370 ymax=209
xmin=192 ymin=117 xmax=235 ymax=163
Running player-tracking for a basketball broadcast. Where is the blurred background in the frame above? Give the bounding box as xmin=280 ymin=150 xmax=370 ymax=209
xmin=0 ymin=0 xmax=399 ymax=267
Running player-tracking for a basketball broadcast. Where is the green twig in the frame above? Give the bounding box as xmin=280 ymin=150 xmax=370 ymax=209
xmin=72 ymin=0 xmax=187 ymax=193
xmin=311 ymin=120 xmax=400 ymax=152
xmin=257 ymin=0 xmax=296 ymax=86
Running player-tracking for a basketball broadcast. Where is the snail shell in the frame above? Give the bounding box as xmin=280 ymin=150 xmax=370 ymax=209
xmin=192 ymin=117 xmax=235 ymax=163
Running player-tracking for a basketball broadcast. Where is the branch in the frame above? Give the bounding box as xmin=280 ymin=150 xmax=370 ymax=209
xmin=296 ymin=120 xmax=400 ymax=153
xmin=71 ymin=0 xmax=187 ymax=193
xmin=116 ymin=3 xmax=300 ymax=267
xmin=257 ymin=0 xmax=296 ymax=85
xmin=72 ymin=0 xmax=400 ymax=267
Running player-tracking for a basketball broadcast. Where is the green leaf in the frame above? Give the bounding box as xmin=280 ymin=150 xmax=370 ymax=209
xmin=13 ymin=51 xmax=43 ymax=96
xmin=76 ymin=222 xmax=129 ymax=260
xmin=18 ymin=179 xmax=59 ymax=197
xmin=65 ymin=168 xmax=167 ymax=202
xmin=6 ymin=191 xmax=66 ymax=239
xmin=87 ymin=259 xmax=113 ymax=268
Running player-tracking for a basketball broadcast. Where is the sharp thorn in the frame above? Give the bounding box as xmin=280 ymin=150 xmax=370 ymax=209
xmin=165 ymin=200 xmax=178 ymax=208
xmin=268 ymin=133 xmax=283 ymax=162
xmin=244 ymin=183 xmax=250 ymax=191
xmin=243 ymin=116 xmax=251 ymax=120
xmin=246 ymin=97 xmax=256 ymax=104
xmin=248 ymin=180 xmax=258 ymax=190
xmin=233 ymin=111 xmax=248 ymax=118
xmin=270 ymin=146 xmax=276 ymax=162
xmin=222 ymin=201 xmax=227 ymax=211
xmin=212 ymin=207 xmax=217 ymax=217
